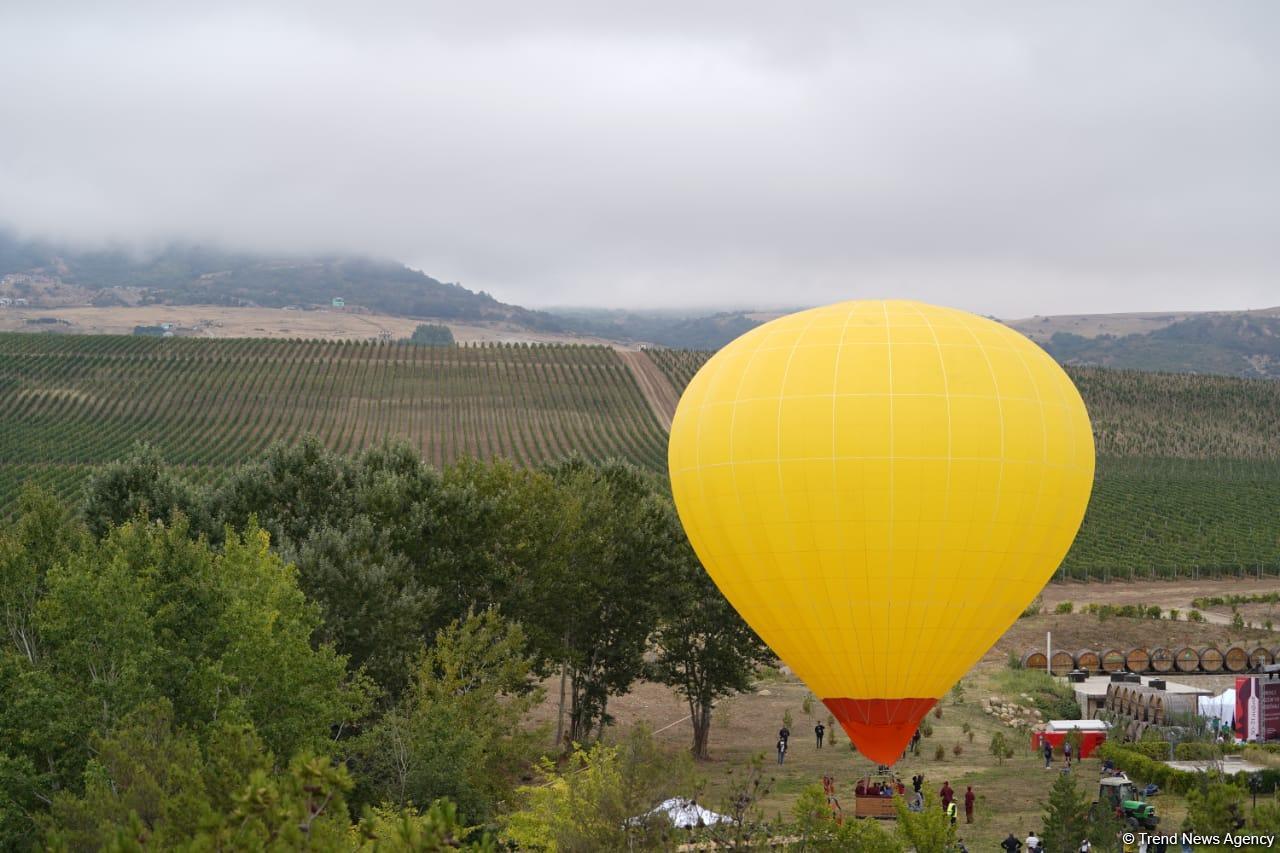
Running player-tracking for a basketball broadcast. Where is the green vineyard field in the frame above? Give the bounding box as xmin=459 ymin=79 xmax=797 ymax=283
xmin=0 ymin=334 xmax=667 ymax=510
xmin=649 ymin=349 xmax=1280 ymax=580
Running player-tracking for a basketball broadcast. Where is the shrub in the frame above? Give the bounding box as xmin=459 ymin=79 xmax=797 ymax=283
xmin=1146 ymin=605 xmax=1163 ymax=620
xmin=934 ymin=745 xmax=945 ymax=761
xmin=1008 ymin=650 xmax=1024 ymax=670
xmin=1232 ymin=612 xmax=1246 ymax=630
xmin=1021 ymin=595 xmax=1044 ymax=618
xmin=989 ymin=732 xmax=1014 ymax=765
xmin=1188 ymin=610 xmax=1206 ymax=623
xmin=1054 ymin=601 xmax=1075 ymax=614
xmin=933 ymin=705 xmax=943 ymax=720
xmin=1175 ymin=742 xmax=1222 ymax=761
xmin=952 ymin=744 xmax=963 ymax=757
xmin=1168 ymin=609 xmax=1180 ymax=621
xmin=1096 ymin=743 xmax=1197 ymax=794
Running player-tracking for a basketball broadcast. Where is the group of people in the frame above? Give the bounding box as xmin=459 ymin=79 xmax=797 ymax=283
xmin=774 ymin=720 xmax=830 ymax=764
xmin=938 ymin=780 xmax=976 ymax=824
xmin=854 ymin=778 xmax=906 ymax=797
xmin=1042 ymin=737 xmax=1075 ymax=769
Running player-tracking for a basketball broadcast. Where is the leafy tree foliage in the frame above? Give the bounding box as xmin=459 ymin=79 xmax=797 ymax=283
xmin=1039 ymin=773 xmax=1092 ymax=853
xmin=893 ymin=789 xmax=955 ymax=853
xmin=501 ymin=725 xmax=693 ymax=852
xmin=409 ymin=323 xmax=456 ymax=346
xmin=1186 ymin=779 xmax=1246 ymax=834
xmin=80 ymin=443 xmax=210 ymax=540
xmin=353 ymin=609 xmax=544 ymax=823
xmin=651 ymin=533 xmax=771 ymax=759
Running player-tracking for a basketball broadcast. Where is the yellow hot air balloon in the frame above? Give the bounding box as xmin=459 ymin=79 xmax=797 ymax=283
xmin=668 ymin=299 xmax=1094 ymax=764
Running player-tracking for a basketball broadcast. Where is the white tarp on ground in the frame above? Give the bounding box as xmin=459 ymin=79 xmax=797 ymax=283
xmin=637 ymin=798 xmax=734 ymax=828
xmin=1199 ymin=688 xmax=1235 ymax=726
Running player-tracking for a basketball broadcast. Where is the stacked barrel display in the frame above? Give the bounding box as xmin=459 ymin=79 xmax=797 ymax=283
xmin=1021 ymin=645 xmax=1272 ymax=676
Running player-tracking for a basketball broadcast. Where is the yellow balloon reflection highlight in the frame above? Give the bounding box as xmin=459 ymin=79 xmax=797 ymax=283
xmin=667 ymin=300 xmax=1094 ymax=764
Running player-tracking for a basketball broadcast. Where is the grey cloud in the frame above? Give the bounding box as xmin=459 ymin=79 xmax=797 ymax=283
xmin=1 ymin=1 xmax=1277 ymax=315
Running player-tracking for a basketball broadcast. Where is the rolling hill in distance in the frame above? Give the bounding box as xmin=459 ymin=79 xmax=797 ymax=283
xmin=4 ymin=229 xmax=1280 ymax=373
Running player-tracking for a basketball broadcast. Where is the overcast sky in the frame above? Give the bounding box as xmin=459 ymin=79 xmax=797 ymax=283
xmin=1 ymin=2 xmax=1277 ymax=316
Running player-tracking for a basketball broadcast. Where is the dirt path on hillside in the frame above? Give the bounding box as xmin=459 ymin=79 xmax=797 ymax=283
xmin=617 ymin=349 xmax=679 ymax=431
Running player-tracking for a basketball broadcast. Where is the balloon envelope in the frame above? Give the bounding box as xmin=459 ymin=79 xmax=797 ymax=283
xmin=667 ymin=300 xmax=1094 ymax=764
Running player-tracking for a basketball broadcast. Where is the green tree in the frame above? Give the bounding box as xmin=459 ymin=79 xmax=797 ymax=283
xmin=1186 ymin=780 xmax=1246 ymax=834
xmin=1040 ymin=772 xmax=1091 ymax=853
xmin=894 ymin=789 xmax=955 ymax=853
xmin=540 ymin=459 xmax=681 ymax=745
xmin=791 ymin=785 xmax=905 ymax=851
xmin=650 ymin=535 xmax=770 ymax=760
xmin=41 ymin=700 xmax=354 ymax=851
xmin=80 ymin=443 xmax=209 ymax=540
xmin=354 ymin=609 xmax=544 ymax=823
xmin=355 ymin=800 xmax=495 ymax=851
xmin=502 ymin=725 xmax=692 ymax=852
xmin=989 ymin=731 xmax=1014 ymax=765
xmin=408 ymin=324 xmax=456 ymax=346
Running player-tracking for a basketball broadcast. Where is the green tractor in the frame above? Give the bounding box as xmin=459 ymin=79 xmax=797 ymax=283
xmin=1094 ymin=775 xmax=1158 ymax=830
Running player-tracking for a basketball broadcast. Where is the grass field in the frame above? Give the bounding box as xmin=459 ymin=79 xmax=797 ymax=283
xmin=0 ymin=334 xmax=667 ymax=511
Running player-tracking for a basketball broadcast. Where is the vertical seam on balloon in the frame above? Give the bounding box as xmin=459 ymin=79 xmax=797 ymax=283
xmin=903 ymin=303 xmax=954 ymax=706
xmin=1007 ymin=333 xmax=1053 ymax=586
xmin=960 ymin=315 xmax=1008 ymax=674
xmin=830 ymin=301 xmax=871 ymax=701
xmin=881 ymin=300 xmax=895 ymax=711
xmin=772 ymin=309 xmax=825 ymax=698
xmin=723 ymin=336 xmax=772 ymax=665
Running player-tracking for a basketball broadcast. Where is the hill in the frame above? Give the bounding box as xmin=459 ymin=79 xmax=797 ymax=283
xmin=1007 ymin=308 xmax=1280 ymax=379
xmin=649 ymin=349 xmax=1280 ymax=580
xmin=0 ymin=230 xmax=567 ymax=330
xmin=0 ymin=334 xmax=668 ymax=512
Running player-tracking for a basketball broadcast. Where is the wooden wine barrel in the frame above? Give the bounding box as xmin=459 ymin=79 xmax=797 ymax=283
xmin=1200 ymin=647 xmax=1224 ymax=673
xmin=1022 ymin=651 xmax=1048 ymax=672
xmin=1119 ymin=687 xmax=1134 ymax=716
xmin=1224 ymin=646 xmax=1249 ymax=673
xmin=1149 ymin=695 xmax=1165 ymax=725
xmin=1150 ymin=647 xmax=1175 ymax=673
xmin=1076 ymin=649 xmax=1101 ymax=673
xmin=1101 ymin=649 xmax=1127 ymax=673
xmin=1175 ymin=647 xmax=1201 ymax=673
xmin=1252 ymin=647 xmax=1274 ymax=669
xmin=1126 ymin=720 xmax=1140 ymax=740
xmin=1126 ymin=647 xmax=1152 ymax=673
xmin=1105 ymin=683 xmax=1119 ymax=711
xmin=1138 ymin=693 xmax=1152 ymax=722
xmin=1135 ymin=722 xmax=1150 ymax=741
xmin=1050 ymin=650 xmax=1076 ymax=676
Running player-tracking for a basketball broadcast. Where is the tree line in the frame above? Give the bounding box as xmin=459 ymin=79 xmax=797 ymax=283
xmin=0 ymin=439 xmax=769 ymax=849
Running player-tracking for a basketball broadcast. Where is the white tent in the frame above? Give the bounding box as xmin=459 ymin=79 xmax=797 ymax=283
xmin=634 ymin=798 xmax=734 ymax=829
xmin=1198 ymin=688 xmax=1235 ymax=727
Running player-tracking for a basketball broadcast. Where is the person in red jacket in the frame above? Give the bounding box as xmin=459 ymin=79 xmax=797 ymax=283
xmin=940 ymin=781 xmax=954 ymax=811
xmin=964 ymin=786 xmax=976 ymax=823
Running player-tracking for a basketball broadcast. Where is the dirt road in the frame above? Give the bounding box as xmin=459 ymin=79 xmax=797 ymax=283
xmin=617 ymin=349 xmax=680 ymax=431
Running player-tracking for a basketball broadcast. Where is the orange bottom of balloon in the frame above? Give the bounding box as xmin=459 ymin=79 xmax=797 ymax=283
xmin=823 ymin=698 xmax=938 ymax=765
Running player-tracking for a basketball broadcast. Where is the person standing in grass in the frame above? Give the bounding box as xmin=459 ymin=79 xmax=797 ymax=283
xmin=940 ymin=780 xmax=954 ymax=811
xmin=1001 ymin=832 xmax=1022 ymax=852
xmin=815 ymin=721 xmax=825 ymax=748
xmin=776 ymin=736 xmax=787 ymax=765
xmin=964 ymin=785 xmax=975 ymax=823
xmin=1043 ymin=738 xmax=1053 ymax=768
xmin=1064 ymin=739 xmax=1073 ymax=768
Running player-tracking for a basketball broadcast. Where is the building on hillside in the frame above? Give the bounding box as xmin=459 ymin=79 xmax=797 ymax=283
xmin=1072 ymin=673 xmax=1210 ymax=721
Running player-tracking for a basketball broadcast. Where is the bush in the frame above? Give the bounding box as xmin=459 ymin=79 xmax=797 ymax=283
xmin=1021 ymin=595 xmax=1044 ymax=618
xmin=1096 ymin=743 xmax=1197 ymax=795
xmin=1168 ymin=609 xmax=1180 ymax=621
xmin=1175 ymin=742 xmax=1223 ymax=761
xmin=934 ymin=745 xmax=945 ymax=761
xmin=1146 ymin=605 xmax=1163 ymax=620
xmin=952 ymin=744 xmax=963 ymax=757
xmin=1188 ymin=610 xmax=1206 ymax=623
xmin=1054 ymin=601 xmax=1075 ymax=614
xmin=1008 ymin=650 xmax=1024 ymax=670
